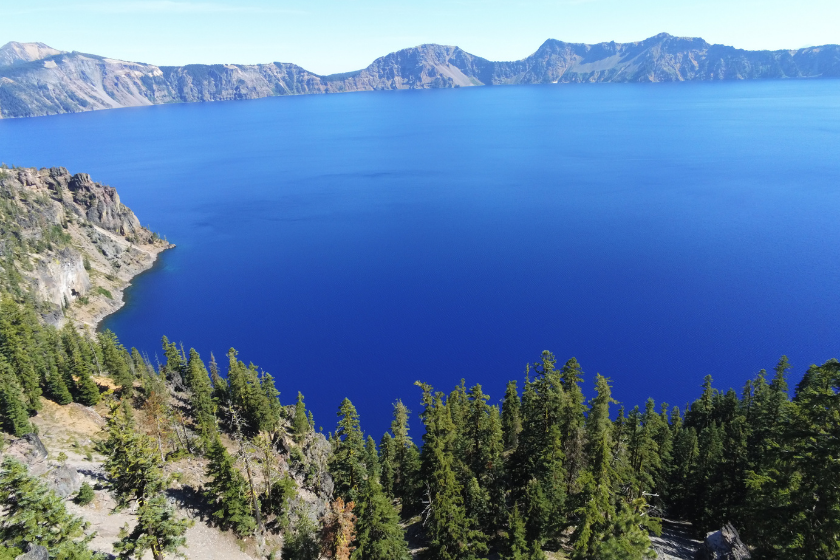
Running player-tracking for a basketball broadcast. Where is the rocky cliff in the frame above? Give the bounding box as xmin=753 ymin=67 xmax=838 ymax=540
xmin=1 ymin=33 xmax=839 ymax=118
xmin=0 ymin=165 xmax=172 ymax=328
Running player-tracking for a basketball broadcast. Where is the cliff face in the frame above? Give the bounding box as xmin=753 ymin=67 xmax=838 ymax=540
xmin=1 ymin=33 xmax=839 ymax=118
xmin=0 ymin=166 xmax=171 ymax=328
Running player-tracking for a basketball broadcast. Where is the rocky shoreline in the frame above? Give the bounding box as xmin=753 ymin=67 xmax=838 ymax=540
xmin=0 ymin=165 xmax=173 ymax=332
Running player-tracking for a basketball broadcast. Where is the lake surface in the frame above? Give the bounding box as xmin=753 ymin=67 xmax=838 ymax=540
xmin=2 ymin=81 xmax=839 ymax=437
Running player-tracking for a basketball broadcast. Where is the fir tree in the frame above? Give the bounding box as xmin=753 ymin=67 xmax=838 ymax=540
xmin=100 ymin=329 xmax=133 ymax=396
xmin=113 ymin=493 xmax=190 ymax=560
xmin=501 ymin=505 xmax=529 ymax=560
xmin=352 ymin=476 xmax=410 ymax=560
xmin=103 ymin=402 xmax=164 ymax=508
xmin=204 ymin=437 xmax=256 ymax=536
xmin=291 ymin=391 xmax=309 ymax=442
xmin=0 ymin=457 xmax=96 ymax=559
xmin=330 ymin=398 xmax=368 ymax=504
xmin=417 ymin=382 xmax=487 ymax=560
xmin=44 ymin=361 xmax=72 ymax=405
xmin=0 ymin=356 xmax=32 ymax=436
xmin=501 ymin=380 xmax=522 ymax=450
xmin=186 ymin=348 xmax=217 ymax=449
xmin=378 ymin=432 xmax=396 ymax=497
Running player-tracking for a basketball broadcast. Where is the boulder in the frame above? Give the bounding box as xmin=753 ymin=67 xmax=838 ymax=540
xmin=4 ymin=434 xmax=49 ymax=474
xmin=46 ymin=465 xmax=82 ymax=498
xmin=15 ymin=543 xmax=49 ymax=560
xmin=695 ymin=523 xmax=750 ymax=560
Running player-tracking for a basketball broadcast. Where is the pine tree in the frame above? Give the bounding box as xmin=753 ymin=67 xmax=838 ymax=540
xmin=204 ymin=437 xmax=256 ymax=536
xmin=100 ymin=329 xmax=133 ymax=396
xmin=260 ymin=371 xmax=283 ymax=431
xmin=501 ymin=380 xmax=522 ymax=450
xmin=0 ymin=457 xmax=96 ymax=559
xmin=293 ymin=391 xmax=310 ymax=442
xmin=352 ymin=477 xmax=410 ymax=560
xmin=113 ymin=493 xmax=190 ymax=560
xmin=283 ymin=506 xmax=320 ymax=560
xmin=103 ymin=401 xmax=164 ymax=508
xmin=378 ymin=432 xmax=396 ymax=497
xmin=186 ymin=349 xmax=217 ymax=449
xmin=330 ymin=398 xmax=368 ymax=504
xmin=571 ymin=374 xmax=659 ymax=560
xmin=365 ymin=435 xmax=380 ymax=481
xmin=0 ymin=356 xmax=32 ymax=436
xmin=0 ymin=298 xmax=42 ymax=413
xmin=390 ymin=400 xmax=420 ymax=509
xmin=501 ymin=505 xmax=529 ymax=560
xmin=417 ymin=382 xmax=487 ymax=560
xmin=44 ymin=361 xmax=72 ymax=405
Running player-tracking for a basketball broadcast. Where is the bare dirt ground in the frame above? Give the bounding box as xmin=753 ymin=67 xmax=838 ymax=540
xmin=27 ymin=397 xmax=262 ymax=560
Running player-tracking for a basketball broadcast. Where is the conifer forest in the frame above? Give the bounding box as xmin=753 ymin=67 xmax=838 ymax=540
xmin=0 ymin=294 xmax=838 ymax=560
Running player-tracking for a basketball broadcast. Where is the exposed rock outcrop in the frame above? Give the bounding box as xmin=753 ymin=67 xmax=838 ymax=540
xmin=14 ymin=543 xmax=49 ymax=560
xmin=3 ymin=433 xmax=49 ymax=476
xmin=2 ymin=33 xmax=839 ymax=118
xmin=696 ymin=523 xmax=751 ymax=560
xmin=0 ymin=165 xmax=172 ymax=329
xmin=45 ymin=464 xmax=83 ymax=498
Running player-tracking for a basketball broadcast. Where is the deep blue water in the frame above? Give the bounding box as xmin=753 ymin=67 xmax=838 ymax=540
xmin=2 ymin=81 xmax=839 ymax=437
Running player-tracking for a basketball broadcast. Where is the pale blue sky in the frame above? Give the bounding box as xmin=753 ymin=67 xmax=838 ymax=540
xmin=4 ymin=0 xmax=838 ymax=74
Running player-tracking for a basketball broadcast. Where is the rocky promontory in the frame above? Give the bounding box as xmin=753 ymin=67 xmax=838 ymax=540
xmin=0 ymin=165 xmax=172 ymax=329
xmin=1 ymin=33 xmax=839 ymax=118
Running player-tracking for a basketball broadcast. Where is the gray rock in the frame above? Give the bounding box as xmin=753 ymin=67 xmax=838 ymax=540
xmin=4 ymin=434 xmax=48 ymax=472
xmin=696 ymin=523 xmax=751 ymax=560
xmin=15 ymin=543 xmax=49 ymax=560
xmin=46 ymin=465 xmax=82 ymax=498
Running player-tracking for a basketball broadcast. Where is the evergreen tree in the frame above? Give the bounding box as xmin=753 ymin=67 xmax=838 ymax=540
xmin=746 ymin=359 xmax=840 ymax=559
xmin=571 ymin=374 xmax=659 ymax=560
xmin=378 ymin=432 xmax=396 ymax=497
xmin=0 ymin=457 xmax=95 ymax=559
xmin=44 ymin=361 xmax=72 ymax=405
xmin=100 ymin=329 xmax=133 ymax=396
xmin=293 ymin=391 xmax=310 ymax=442
xmin=186 ymin=349 xmax=217 ymax=449
xmin=501 ymin=505 xmax=529 ymax=560
xmin=417 ymin=382 xmax=487 ymax=560
xmin=204 ymin=437 xmax=256 ymax=536
xmin=103 ymin=402 xmax=164 ymax=508
xmin=113 ymin=493 xmax=190 ymax=560
xmin=501 ymin=380 xmax=522 ymax=450
xmin=352 ymin=477 xmax=410 ymax=560
xmin=390 ymin=400 xmax=420 ymax=508
xmin=0 ymin=356 xmax=32 ymax=436
xmin=365 ymin=435 xmax=380 ymax=481
xmin=0 ymin=298 xmax=42 ymax=413
xmin=283 ymin=507 xmax=320 ymax=560
xmin=330 ymin=398 xmax=368 ymax=504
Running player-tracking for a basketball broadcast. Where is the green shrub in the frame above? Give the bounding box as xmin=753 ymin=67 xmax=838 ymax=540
xmin=74 ymin=482 xmax=94 ymax=506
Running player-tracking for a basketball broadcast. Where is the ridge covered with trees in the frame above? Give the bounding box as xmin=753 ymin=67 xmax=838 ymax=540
xmin=0 ymin=294 xmax=838 ymax=559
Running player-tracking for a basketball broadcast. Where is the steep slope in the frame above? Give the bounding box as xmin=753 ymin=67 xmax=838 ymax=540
xmin=0 ymin=165 xmax=172 ymax=329
xmin=1 ymin=34 xmax=839 ymax=118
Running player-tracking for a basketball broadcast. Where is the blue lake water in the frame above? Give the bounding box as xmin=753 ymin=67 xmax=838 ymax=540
xmin=2 ymin=81 xmax=839 ymax=437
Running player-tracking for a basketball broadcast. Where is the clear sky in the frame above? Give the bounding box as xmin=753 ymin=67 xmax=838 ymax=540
xmin=4 ymin=0 xmax=839 ymax=75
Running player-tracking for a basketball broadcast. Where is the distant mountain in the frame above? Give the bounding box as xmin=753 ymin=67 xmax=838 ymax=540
xmin=0 ymin=41 xmax=64 ymax=67
xmin=1 ymin=33 xmax=839 ymax=118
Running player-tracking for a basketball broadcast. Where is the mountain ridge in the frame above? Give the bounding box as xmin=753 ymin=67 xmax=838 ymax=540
xmin=2 ymin=33 xmax=839 ymax=118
